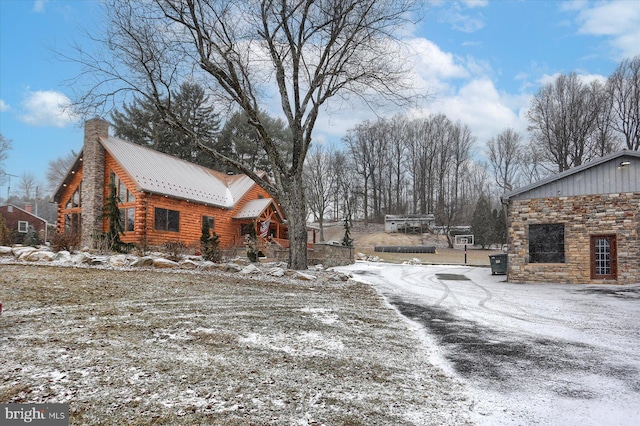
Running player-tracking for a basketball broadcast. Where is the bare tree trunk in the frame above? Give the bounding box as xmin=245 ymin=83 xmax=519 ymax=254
xmin=280 ymin=178 xmax=308 ymax=269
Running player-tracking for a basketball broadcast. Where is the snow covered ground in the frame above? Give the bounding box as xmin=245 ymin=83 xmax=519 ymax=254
xmin=335 ymin=262 xmax=640 ymax=425
xmin=1 ymin=263 xmax=473 ymax=425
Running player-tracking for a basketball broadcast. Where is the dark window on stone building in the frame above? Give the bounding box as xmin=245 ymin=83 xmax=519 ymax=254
xmin=529 ymin=223 xmax=565 ymax=263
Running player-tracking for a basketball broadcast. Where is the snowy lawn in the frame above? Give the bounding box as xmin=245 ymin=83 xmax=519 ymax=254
xmin=0 ymin=264 xmax=472 ymax=425
xmin=336 ymin=262 xmax=640 ymax=426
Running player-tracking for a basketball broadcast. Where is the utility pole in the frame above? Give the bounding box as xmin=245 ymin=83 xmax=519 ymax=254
xmin=1 ymin=172 xmax=19 ymax=203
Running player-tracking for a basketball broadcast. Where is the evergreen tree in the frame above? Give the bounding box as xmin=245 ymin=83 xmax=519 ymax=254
xmin=200 ymin=219 xmax=222 ymax=262
xmin=24 ymin=226 xmax=40 ymax=247
xmin=111 ymin=82 xmax=222 ymax=169
xmin=98 ymin=181 xmax=132 ymax=253
xmin=470 ymin=194 xmax=493 ymax=249
xmin=341 ymin=216 xmax=354 ymax=247
xmin=0 ymin=215 xmax=11 ymax=245
xmin=218 ymin=110 xmax=293 ymax=174
xmin=245 ymin=222 xmax=260 ymax=262
xmin=494 ymin=207 xmax=507 ymax=248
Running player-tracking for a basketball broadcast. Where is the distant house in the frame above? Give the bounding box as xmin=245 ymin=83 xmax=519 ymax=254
xmin=384 ymin=214 xmax=435 ymax=233
xmin=53 ymin=118 xmax=288 ymax=251
xmin=502 ymin=150 xmax=640 ymax=284
xmin=0 ymin=204 xmax=49 ymax=244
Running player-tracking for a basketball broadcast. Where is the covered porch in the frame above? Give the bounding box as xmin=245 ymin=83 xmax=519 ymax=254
xmin=232 ymin=198 xmax=289 ymax=250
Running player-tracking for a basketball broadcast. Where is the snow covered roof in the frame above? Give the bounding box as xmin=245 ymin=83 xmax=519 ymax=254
xmin=100 ymin=136 xmax=262 ymax=208
xmin=233 ymin=198 xmax=284 ymax=221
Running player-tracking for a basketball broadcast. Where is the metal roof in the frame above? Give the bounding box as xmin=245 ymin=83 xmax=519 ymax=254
xmin=233 ymin=198 xmax=277 ymax=220
xmin=502 ymin=150 xmax=640 ymax=201
xmin=100 ymin=136 xmax=261 ymax=208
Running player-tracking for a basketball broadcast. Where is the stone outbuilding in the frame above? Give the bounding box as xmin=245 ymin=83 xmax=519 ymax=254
xmin=502 ymin=150 xmax=640 ymax=285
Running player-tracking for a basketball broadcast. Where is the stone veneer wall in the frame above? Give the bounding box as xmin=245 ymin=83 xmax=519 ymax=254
xmin=307 ymin=244 xmax=355 ymax=267
xmin=507 ymin=192 xmax=640 ymax=284
xmin=81 ymin=118 xmax=109 ymax=248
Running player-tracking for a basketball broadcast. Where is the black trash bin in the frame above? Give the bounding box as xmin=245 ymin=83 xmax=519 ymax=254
xmin=489 ymin=254 xmax=507 ymax=275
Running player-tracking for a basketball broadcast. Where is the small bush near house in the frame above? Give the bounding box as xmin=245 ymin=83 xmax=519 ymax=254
xmin=202 ymin=234 xmax=222 ymax=263
xmin=0 ymin=215 xmax=11 ymax=245
xmin=162 ymin=240 xmax=187 ymax=262
xmin=51 ymin=231 xmax=80 ymax=252
xmin=245 ymin=223 xmax=259 ymax=262
xmin=24 ymin=227 xmax=40 ymax=247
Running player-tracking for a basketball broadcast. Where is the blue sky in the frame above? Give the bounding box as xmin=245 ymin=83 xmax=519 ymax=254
xmin=1 ymin=0 xmax=639 ymax=200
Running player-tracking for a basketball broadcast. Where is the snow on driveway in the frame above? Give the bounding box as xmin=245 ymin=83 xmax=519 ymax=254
xmin=335 ymin=261 xmax=640 ymax=425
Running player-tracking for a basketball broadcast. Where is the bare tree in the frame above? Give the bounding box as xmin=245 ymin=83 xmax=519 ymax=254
xmin=607 ymin=55 xmax=640 ymax=150
xmin=0 ymin=134 xmax=12 ymax=186
xmin=487 ymin=128 xmax=522 ymax=192
xmin=520 ymin=143 xmax=549 ymax=186
xmin=304 ymin=144 xmax=336 ymax=241
xmin=69 ymin=0 xmax=416 ymax=269
xmin=16 ymin=173 xmax=38 ymax=201
xmin=406 ymin=116 xmax=438 ymax=214
xmin=344 ymin=121 xmax=379 ymax=225
xmin=590 ymin=80 xmax=622 ymax=156
xmin=436 ymin=120 xmax=474 ymax=247
xmin=527 ymin=72 xmax=601 ymax=172
xmin=385 ymin=116 xmax=408 ymax=215
xmin=46 ymin=150 xmax=78 ymax=195
xmin=332 ymin=151 xmax=359 ymax=222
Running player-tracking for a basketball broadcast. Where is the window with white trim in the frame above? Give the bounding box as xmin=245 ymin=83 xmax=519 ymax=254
xmin=18 ymin=221 xmax=28 ymax=233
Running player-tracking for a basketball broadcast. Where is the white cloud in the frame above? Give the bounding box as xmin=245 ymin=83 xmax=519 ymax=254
xmin=462 ymin=0 xmax=489 ymax=8
xmin=572 ymin=1 xmax=640 ymax=59
xmin=0 ymin=99 xmax=9 ymax=112
xmin=537 ymin=72 xmax=607 ymax=86
xmin=310 ymin=36 xmax=528 ymax=149
xmin=19 ymin=90 xmax=79 ymax=128
xmin=33 ymin=0 xmax=49 ymax=13
xmin=426 ymin=79 xmax=528 ymax=143
xmin=434 ymin=1 xmax=487 ymax=33
xmin=405 ymin=37 xmax=469 ymax=94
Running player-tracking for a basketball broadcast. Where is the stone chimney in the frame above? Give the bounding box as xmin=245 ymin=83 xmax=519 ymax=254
xmin=81 ymin=118 xmax=109 ymax=248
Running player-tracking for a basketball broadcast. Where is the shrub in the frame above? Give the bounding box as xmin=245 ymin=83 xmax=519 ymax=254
xmin=51 ymin=231 xmax=80 ymax=252
xmin=0 ymin=215 xmax=11 ymax=246
xmin=202 ymin=232 xmax=222 ymax=263
xmin=244 ymin=223 xmax=259 ymax=262
xmin=162 ymin=240 xmax=187 ymax=262
xmin=24 ymin=227 xmax=40 ymax=247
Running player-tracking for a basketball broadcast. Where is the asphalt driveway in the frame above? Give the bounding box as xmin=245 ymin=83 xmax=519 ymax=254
xmin=336 ymin=262 xmax=640 ymax=425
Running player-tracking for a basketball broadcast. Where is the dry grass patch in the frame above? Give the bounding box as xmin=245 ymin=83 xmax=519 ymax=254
xmin=1 ymin=264 xmax=471 ymax=425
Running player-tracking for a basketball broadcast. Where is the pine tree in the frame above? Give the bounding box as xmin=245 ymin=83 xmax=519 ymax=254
xmin=218 ymin=110 xmax=293 ymax=173
xmin=98 ymin=181 xmax=132 ymax=253
xmin=111 ymin=82 xmax=222 ymax=169
xmin=341 ymin=217 xmax=353 ymax=247
xmin=245 ymin=222 xmax=260 ymax=262
xmin=24 ymin=226 xmax=40 ymax=247
xmin=200 ymin=219 xmax=221 ymax=262
xmin=0 ymin=215 xmax=12 ymax=245
xmin=470 ymin=194 xmax=493 ymax=249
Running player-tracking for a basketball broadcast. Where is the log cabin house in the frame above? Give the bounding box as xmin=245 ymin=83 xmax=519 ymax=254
xmin=53 ymin=118 xmax=288 ymax=252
